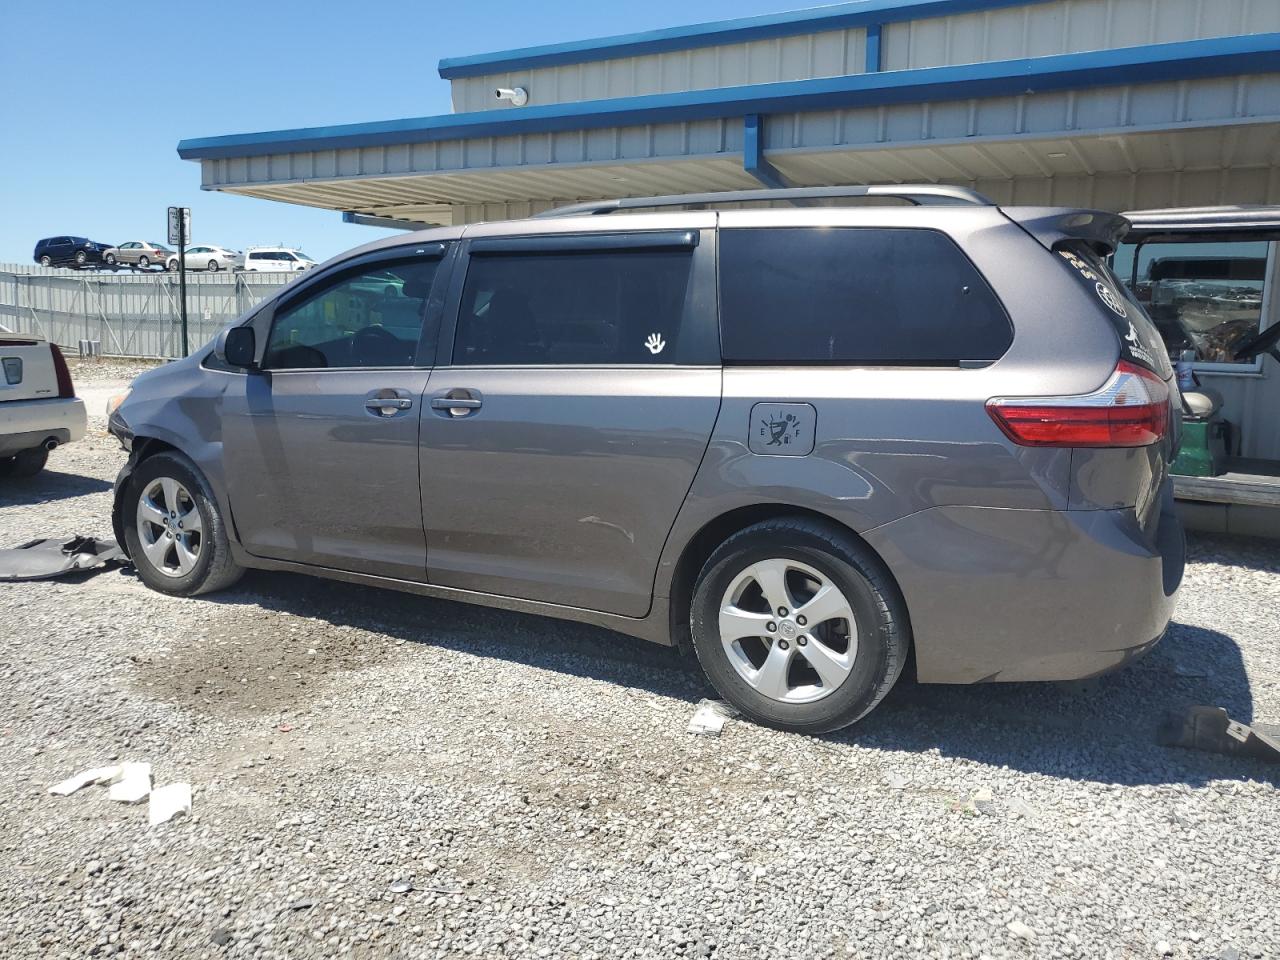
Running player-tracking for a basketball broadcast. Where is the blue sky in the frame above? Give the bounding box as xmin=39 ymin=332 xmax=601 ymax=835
xmin=0 ymin=0 xmax=792 ymax=264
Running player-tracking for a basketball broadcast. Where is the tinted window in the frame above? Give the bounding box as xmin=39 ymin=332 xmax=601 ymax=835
xmin=455 ymin=248 xmax=694 ymax=365
xmin=264 ymin=258 xmax=439 ymax=369
xmin=719 ymin=228 xmax=1012 ymax=364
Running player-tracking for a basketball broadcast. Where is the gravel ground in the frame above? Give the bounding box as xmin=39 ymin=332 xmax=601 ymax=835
xmin=1 ymin=382 xmax=1278 ymax=960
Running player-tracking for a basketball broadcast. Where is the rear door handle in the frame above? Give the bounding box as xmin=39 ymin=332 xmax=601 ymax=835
xmin=430 ymin=389 xmax=484 ymax=417
xmin=430 ymin=397 xmax=481 ymax=410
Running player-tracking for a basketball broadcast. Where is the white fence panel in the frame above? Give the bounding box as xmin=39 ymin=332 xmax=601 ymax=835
xmin=0 ymin=266 xmax=292 ymax=358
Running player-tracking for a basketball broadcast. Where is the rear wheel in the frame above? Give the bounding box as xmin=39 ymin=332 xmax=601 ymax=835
xmin=0 ymin=447 xmax=49 ymax=479
xmin=123 ymin=452 xmax=243 ymax=596
xmin=138 ymin=255 xmax=150 ymax=269
xmin=689 ymin=517 xmax=909 ymax=734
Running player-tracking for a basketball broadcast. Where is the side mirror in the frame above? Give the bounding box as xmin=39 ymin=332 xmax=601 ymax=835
xmin=217 ymin=326 xmax=258 ymax=369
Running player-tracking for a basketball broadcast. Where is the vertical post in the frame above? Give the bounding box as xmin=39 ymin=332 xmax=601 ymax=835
xmin=178 ymin=209 xmax=189 ymax=358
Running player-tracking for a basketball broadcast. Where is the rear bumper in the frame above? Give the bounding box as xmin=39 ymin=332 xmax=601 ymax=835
xmin=0 ymin=398 xmax=87 ymax=457
xmin=864 ymin=481 xmax=1184 ymax=684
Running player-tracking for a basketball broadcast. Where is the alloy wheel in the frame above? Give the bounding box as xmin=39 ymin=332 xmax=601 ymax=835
xmin=135 ymin=477 xmax=202 ymax=578
xmin=718 ymin=558 xmax=857 ymax=704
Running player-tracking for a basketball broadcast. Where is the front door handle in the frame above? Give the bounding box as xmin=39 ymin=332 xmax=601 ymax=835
xmin=364 ymin=390 xmax=414 ymax=417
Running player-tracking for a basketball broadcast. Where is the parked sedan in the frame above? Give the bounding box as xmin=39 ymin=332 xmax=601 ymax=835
xmin=103 ymin=241 xmax=175 ymax=270
xmin=33 ymin=236 xmax=113 ymax=268
xmin=165 ymin=245 xmax=244 ymax=273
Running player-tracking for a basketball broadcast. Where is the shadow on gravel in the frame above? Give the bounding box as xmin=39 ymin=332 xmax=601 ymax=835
xmin=184 ymin=542 xmax=1272 ymax=789
xmin=832 ymin=619 xmax=1273 ymax=788
xmin=0 ymin=469 xmax=113 ymax=508
xmin=194 ymin=569 xmax=708 ymax=705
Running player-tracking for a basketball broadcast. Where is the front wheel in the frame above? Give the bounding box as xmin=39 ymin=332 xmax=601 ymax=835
xmin=689 ymin=518 xmax=909 ymax=734
xmin=0 ymin=447 xmax=49 ymax=478
xmin=206 ymin=259 xmax=219 ymax=272
xmin=39 ymin=255 xmax=52 ymax=268
xmin=167 ymin=259 xmax=178 ymax=272
xmin=105 ymin=253 xmax=117 ymax=266
xmin=122 ymin=451 xmax=243 ymax=596
xmin=74 ymin=251 xmax=87 ymax=266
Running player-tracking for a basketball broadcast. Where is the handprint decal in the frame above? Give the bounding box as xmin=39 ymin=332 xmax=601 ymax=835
xmin=644 ymin=332 xmax=667 ymax=355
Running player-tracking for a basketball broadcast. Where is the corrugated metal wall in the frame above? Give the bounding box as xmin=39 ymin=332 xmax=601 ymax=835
xmin=0 ymin=268 xmax=290 ymax=359
xmin=447 ymin=0 xmax=1280 ymax=110
xmin=450 ymin=28 xmax=869 ymax=113
xmin=882 ymin=0 xmax=1280 ymax=70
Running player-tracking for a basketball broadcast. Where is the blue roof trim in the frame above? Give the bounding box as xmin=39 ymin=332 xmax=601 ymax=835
xmin=436 ymin=0 xmax=1055 ymax=79
xmin=179 ymin=34 xmax=1280 ymax=162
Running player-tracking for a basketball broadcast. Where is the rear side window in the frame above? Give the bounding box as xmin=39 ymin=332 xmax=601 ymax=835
xmin=454 ymin=247 xmax=695 ymax=365
xmin=719 ymin=227 xmax=1011 ymax=365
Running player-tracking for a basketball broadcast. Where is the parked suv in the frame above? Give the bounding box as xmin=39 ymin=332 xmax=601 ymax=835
xmin=107 ymin=186 xmax=1184 ymax=733
xmin=33 ymin=236 xmax=113 ymax=268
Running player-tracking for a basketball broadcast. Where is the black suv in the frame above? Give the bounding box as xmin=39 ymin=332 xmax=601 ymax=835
xmin=33 ymin=236 xmax=114 ymax=269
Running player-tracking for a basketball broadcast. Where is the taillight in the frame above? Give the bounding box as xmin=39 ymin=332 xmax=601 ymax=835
xmin=49 ymin=343 xmax=75 ymax=399
xmin=986 ymin=361 xmax=1169 ymax=448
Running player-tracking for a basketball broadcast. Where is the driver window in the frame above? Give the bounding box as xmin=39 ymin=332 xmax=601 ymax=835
xmin=1114 ymin=240 xmax=1273 ymax=365
xmin=263 ymin=258 xmax=439 ymax=369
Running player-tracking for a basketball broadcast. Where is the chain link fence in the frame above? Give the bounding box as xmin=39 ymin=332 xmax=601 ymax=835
xmin=0 ymin=265 xmax=292 ymax=358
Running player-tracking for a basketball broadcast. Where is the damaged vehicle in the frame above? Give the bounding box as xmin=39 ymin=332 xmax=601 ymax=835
xmin=107 ymin=185 xmax=1185 ymax=734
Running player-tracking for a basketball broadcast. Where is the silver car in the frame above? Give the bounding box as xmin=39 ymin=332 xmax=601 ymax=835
xmin=103 ymin=241 xmax=174 ymax=270
xmin=106 ymin=185 xmax=1185 ymax=734
xmin=166 ymin=245 xmax=244 ymax=273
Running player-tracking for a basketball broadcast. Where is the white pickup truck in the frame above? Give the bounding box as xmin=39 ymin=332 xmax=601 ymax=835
xmin=0 ymin=336 xmax=86 ymax=477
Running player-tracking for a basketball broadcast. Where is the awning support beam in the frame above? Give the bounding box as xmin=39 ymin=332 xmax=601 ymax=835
xmin=743 ymin=114 xmax=791 ymax=190
xmin=342 ymin=212 xmax=431 ymax=230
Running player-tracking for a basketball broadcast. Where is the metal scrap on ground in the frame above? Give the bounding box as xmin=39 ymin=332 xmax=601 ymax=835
xmin=0 ymin=536 xmax=124 ymax=582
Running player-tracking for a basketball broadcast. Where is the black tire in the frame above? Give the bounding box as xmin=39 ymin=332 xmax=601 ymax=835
xmin=39 ymin=255 xmax=52 ymax=267
xmin=206 ymin=259 xmax=219 ymax=272
xmin=105 ymin=253 xmax=117 ymax=266
xmin=122 ymin=451 xmax=244 ymax=596
xmin=167 ymin=259 xmax=178 ymax=273
xmin=689 ymin=517 xmax=910 ymax=734
xmin=75 ymin=250 xmax=87 ymax=266
xmin=0 ymin=447 xmax=49 ymax=479
xmin=138 ymin=255 xmax=150 ymax=268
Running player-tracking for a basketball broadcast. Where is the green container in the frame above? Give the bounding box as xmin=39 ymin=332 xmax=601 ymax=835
xmin=1171 ymin=418 xmax=1225 ymax=478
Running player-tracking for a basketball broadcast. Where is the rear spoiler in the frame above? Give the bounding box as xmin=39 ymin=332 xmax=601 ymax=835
xmin=1000 ymin=208 xmax=1130 ymax=256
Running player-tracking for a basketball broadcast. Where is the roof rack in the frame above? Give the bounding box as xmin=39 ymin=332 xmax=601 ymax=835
xmin=535 ymin=184 xmax=993 ymax=218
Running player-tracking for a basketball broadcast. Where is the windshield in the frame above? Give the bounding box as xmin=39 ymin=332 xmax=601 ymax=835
xmin=1113 ymin=239 xmax=1271 ymax=365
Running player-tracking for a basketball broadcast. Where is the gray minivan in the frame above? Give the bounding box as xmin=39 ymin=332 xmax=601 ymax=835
xmin=107 ymin=186 xmax=1185 ymax=733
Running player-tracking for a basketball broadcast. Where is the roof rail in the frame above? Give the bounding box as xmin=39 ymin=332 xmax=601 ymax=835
xmin=534 ymin=184 xmax=993 ymax=218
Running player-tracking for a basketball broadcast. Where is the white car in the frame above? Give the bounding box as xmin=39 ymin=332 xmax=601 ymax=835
xmin=0 ymin=336 xmax=86 ymax=478
xmin=166 ymin=245 xmax=244 ymax=273
xmin=242 ymin=247 xmax=317 ymax=272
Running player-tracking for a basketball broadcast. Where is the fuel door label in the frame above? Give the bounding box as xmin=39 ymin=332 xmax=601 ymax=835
xmin=749 ymin=402 xmax=816 ymax=456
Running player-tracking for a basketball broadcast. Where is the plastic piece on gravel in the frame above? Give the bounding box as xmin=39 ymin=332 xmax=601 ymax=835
xmin=1157 ymin=705 xmax=1280 ymax=761
xmin=148 ymin=783 xmax=192 ymax=826
xmin=687 ymin=699 xmax=739 ymax=736
xmin=48 ymin=765 xmax=122 ymax=796
xmin=0 ymin=536 xmax=125 ymax=582
xmin=108 ymin=762 xmax=152 ymax=804
xmin=389 ymin=878 xmax=414 ymax=894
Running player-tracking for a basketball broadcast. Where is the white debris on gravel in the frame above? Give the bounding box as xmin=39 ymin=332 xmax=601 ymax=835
xmin=147 ymin=783 xmax=191 ymax=826
xmin=47 ymin=765 xmax=120 ymax=797
xmin=106 ymin=762 xmax=151 ymax=804
xmin=686 ymin=698 xmax=739 ymax=736
xmin=2 ymin=400 xmax=1279 ymax=958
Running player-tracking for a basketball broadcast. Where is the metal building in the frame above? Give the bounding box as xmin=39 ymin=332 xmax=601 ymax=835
xmin=178 ymin=0 xmax=1280 ymax=225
